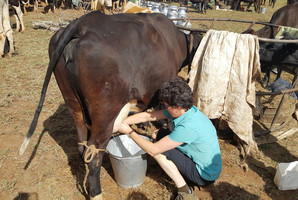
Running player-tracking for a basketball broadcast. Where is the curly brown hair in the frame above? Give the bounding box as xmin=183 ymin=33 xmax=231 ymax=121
xmin=159 ymin=77 xmax=194 ymax=109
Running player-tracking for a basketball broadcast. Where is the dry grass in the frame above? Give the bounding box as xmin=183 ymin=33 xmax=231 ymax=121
xmin=171 ymin=0 xmax=283 ymax=32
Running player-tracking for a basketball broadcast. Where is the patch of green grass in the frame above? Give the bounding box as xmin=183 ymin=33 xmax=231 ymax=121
xmin=0 ymin=148 xmax=10 ymax=157
xmin=1 ymin=179 xmax=17 ymax=191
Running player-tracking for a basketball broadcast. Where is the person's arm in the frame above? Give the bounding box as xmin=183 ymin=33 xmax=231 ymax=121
xmin=122 ymin=110 xmax=167 ymax=125
xmin=131 ymin=133 xmax=183 ymax=156
xmin=119 ymin=110 xmax=166 ymax=135
xmin=119 ymin=110 xmax=180 ymax=156
xmin=119 ymin=123 xmax=182 ymax=157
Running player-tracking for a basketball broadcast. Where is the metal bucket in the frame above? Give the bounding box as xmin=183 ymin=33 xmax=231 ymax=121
xmin=106 ymin=134 xmax=150 ymax=188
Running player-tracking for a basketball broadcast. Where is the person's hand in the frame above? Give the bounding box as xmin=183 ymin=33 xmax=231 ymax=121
xmin=118 ymin=123 xmax=133 ymax=134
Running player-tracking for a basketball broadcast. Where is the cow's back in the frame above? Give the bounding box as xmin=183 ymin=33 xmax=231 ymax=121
xmin=50 ymin=12 xmax=188 ymax=103
xmin=270 ymin=4 xmax=298 ymax=28
xmin=50 ymin=12 xmax=187 ymax=67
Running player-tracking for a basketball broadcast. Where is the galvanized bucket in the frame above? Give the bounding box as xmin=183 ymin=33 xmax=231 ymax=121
xmin=106 ymin=134 xmax=150 ymax=188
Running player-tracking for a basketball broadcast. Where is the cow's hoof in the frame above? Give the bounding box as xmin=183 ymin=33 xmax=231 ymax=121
xmin=91 ymin=193 xmax=103 ymax=200
xmin=12 ymin=51 xmax=19 ymax=56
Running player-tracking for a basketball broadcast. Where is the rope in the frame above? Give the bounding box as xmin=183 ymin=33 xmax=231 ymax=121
xmin=83 ymin=163 xmax=89 ymax=195
xmin=78 ymin=141 xmax=107 ymax=195
xmin=78 ymin=141 xmax=107 ymax=163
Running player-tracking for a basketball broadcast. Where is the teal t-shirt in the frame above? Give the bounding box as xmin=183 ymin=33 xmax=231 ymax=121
xmin=163 ymin=106 xmax=222 ymax=181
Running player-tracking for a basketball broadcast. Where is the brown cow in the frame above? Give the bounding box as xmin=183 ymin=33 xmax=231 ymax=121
xmin=19 ymin=11 xmax=202 ymax=199
xmin=231 ymin=0 xmax=261 ymax=12
xmin=243 ymin=4 xmax=298 ymax=85
xmin=254 ymin=4 xmax=298 ymax=38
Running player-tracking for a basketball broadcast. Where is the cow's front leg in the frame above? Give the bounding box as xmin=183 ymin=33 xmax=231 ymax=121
xmin=78 ymin=140 xmax=106 ymax=199
xmin=85 ymin=132 xmax=116 ymax=199
xmin=86 ymin=153 xmax=103 ymax=200
xmin=87 ymin=153 xmax=104 ymax=200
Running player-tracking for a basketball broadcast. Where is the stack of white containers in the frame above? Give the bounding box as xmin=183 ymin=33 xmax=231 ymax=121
xmin=138 ymin=1 xmax=191 ymax=28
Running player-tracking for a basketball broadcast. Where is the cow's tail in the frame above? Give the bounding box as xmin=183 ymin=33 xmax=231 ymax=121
xmin=19 ymin=18 xmax=83 ymax=155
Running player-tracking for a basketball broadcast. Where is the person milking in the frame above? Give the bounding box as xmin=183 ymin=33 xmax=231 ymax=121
xmin=119 ymin=78 xmax=222 ymax=200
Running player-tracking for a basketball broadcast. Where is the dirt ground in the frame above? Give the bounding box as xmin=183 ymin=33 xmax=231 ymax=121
xmin=0 ymin=2 xmax=297 ymax=200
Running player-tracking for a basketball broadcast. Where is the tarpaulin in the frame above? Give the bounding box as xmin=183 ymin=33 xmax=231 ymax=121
xmin=188 ymin=29 xmax=262 ymax=155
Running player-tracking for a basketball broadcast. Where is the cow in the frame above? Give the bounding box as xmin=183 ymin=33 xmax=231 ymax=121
xmin=260 ymin=0 xmax=276 ymax=8
xmin=0 ymin=0 xmax=15 ymax=57
xmin=269 ymin=0 xmax=276 ymax=8
xmin=190 ymin=0 xmax=210 ymax=13
xmin=259 ymin=34 xmax=298 ymax=85
xmin=120 ymin=1 xmax=151 ymax=13
xmin=242 ymin=4 xmax=298 ymax=85
xmin=231 ymin=0 xmax=261 ymax=12
xmin=253 ymin=4 xmax=298 ymax=38
xmin=9 ymin=0 xmax=25 ymax=32
xmin=179 ymin=0 xmax=210 ymax=14
xmin=112 ymin=0 xmax=126 ymax=12
xmin=91 ymin=0 xmax=113 ymax=14
xmin=19 ymin=11 xmax=202 ymax=200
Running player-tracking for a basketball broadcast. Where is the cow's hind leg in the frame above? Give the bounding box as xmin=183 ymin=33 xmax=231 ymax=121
xmin=86 ymin=153 xmax=104 ymax=200
xmin=246 ymin=2 xmax=251 ymax=11
xmin=73 ymin=32 xmax=133 ymax=199
xmin=54 ymin=39 xmax=89 ymax=154
xmin=12 ymin=4 xmax=25 ymax=32
xmin=85 ymin=103 xmax=131 ymax=198
xmin=2 ymin=1 xmax=14 ymax=56
xmin=203 ymin=0 xmax=207 ymax=13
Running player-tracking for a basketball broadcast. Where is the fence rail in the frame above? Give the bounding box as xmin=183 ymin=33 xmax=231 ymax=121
xmin=173 ymin=17 xmax=298 ymax=43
